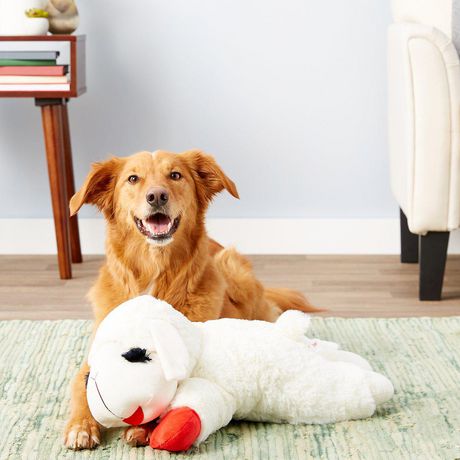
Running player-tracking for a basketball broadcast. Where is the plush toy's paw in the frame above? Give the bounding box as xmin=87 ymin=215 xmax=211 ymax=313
xmin=366 ymin=371 xmax=395 ymax=405
xmin=64 ymin=416 xmax=101 ymax=450
xmin=149 ymin=407 xmax=201 ymax=452
xmin=123 ymin=424 xmax=153 ymax=447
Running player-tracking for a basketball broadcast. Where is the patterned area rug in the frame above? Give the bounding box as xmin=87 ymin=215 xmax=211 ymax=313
xmin=1 ymin=317 xmax=459 ymax=460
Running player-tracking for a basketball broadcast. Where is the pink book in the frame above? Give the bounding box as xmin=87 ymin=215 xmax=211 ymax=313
xmin=0 ymin=66 xmax=67 ymax=76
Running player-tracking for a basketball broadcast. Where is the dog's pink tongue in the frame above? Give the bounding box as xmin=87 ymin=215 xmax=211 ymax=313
xmin=147 ymin=215 xmax=170 ymax=235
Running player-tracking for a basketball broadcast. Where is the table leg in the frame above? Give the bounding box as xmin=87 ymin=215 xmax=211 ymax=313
xmin=36 ymin=99 xmax=72 ymax=279
xmin=61 ymin=101 xmax=82 ymax=263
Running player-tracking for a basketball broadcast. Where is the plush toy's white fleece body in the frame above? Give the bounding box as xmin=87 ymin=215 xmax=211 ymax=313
xmin=174 ymin=311 xmax=394 ymax=443
xmin=87 ymin=296 xmax=394 ymax=446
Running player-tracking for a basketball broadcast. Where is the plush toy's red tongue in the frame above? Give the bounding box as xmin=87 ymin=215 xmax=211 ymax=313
xmin=123 ymin=406 xmax=144 ymax=425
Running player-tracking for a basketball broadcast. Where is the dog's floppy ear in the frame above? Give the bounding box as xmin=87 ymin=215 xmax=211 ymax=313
xmin=70 ymin=157 xmax=123 ymax=218
xmin=182 ymin=150 xmax=239 ymax=203
xmin=150 ymin=320 xmax=190 ymax=381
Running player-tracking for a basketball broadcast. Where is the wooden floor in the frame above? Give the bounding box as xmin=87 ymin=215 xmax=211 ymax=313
xmin=1 ymin=255 xmax=460 ymax=320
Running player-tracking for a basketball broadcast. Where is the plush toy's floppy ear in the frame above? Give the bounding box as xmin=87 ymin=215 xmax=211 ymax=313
xmin=182 ymin=150 xmax=239 ymax=204
xmin=69 ymin=157 xmax=124 ymax=219
xmin=150 ymin=320 xmax=190 ymax=381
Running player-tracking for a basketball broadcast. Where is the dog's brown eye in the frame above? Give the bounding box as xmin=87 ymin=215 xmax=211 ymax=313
xmin=128 ymin=175 xmax=139 ymax=184
xmin=170 ymin=172 xmax=181 ymax=181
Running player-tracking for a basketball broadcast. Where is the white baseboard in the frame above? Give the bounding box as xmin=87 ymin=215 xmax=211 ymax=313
xmin=0 ymin=218 xmax=459 ymax=255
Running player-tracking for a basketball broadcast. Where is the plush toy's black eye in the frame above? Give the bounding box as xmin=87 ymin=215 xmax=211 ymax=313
xmin=122 ymin=347 xmax=151 ymax=363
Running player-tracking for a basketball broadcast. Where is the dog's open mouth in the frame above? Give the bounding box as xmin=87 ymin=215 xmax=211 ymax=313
xmin=134 ymin=213 xmax=180 ymax=242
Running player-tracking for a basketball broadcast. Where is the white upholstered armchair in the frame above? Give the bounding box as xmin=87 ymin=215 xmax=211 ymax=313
xmin=388 ymin=0 xmax=460 ymax=300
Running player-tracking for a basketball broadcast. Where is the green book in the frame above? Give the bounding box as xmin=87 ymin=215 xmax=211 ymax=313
xmin=0 ymin=59 xmax=57 ymax=66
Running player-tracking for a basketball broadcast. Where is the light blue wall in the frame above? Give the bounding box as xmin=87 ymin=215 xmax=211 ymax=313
xmin=0 ymin=0 xmax=394 ymax=219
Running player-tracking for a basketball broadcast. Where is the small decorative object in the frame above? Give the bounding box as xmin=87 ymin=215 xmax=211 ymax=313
xmin=86 ymin=296 xmax=394 ymax=452
xmin=46 ymin=0 xmax=79 ymax=35
xmin=0 ymin=0 xmax=49 ymax=36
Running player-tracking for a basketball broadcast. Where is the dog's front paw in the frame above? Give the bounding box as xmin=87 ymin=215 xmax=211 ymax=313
xmin=123 ymin=425 xmax=151 ymax=447
xmin=64 ymin=416 xmax=101 ymax=450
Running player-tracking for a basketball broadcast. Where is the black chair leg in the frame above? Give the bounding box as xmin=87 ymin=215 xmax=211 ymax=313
xmin=400 ymin=208 xmax=419 ymax=263
xmin=419 ymin=231 xmax=450 ymax=301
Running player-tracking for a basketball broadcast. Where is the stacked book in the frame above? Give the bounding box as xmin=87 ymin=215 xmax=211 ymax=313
xmin=0 ymin=51 xmax=69 ymax=92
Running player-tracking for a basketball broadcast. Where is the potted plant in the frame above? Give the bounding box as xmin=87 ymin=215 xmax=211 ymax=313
xmin=0 ymin=0 xmax=49 ymax=36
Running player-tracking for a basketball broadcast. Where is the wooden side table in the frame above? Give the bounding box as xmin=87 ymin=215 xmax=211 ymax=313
xmin=0 ymin=35 xmax=86 ymax=279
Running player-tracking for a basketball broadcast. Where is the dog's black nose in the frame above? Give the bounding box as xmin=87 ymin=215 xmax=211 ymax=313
xmin=146 ymin=187 xmax=169 ymax=207
xmin=122 ymin=347 xmax=151 ymax=363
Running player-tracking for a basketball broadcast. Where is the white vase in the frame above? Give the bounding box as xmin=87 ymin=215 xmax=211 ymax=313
xmin=0 ymin=0 xmax=49 ymax=36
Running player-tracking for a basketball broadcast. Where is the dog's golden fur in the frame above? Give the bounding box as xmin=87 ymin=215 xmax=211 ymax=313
xmin=64 ymin=149 xmax=316 ymax=449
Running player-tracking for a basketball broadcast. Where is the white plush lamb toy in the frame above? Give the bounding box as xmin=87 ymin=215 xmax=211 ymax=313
xmin=86 ymin=295 xmax=394 ymax=452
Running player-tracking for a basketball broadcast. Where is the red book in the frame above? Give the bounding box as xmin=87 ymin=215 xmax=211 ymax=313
xmin=0 ymin=66 xmax=67 ymax=76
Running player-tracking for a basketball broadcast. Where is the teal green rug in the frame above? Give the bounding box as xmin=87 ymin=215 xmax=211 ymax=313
xmin=1 ymin=317 xmax=459 ymax=460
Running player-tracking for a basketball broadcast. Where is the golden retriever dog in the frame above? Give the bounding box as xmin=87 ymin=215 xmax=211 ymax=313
xmin=64 ymin=149 xmax=316 ymax=449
